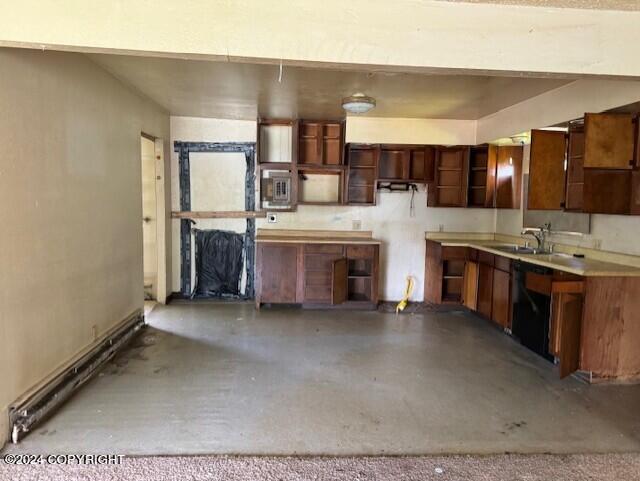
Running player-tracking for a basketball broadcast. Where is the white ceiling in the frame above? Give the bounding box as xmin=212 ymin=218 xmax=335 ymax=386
xmin=436 ymin=0 xmax=640 ymax=10
xmin=89 ymin=54 xmax=572 ymax=121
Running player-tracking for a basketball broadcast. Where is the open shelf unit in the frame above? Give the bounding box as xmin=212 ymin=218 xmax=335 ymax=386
xmin=468 ymin=145 xmax=489 ymax=207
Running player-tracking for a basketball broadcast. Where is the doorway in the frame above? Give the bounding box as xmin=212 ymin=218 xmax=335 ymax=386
xmin=141 ymin=134 xmax=158 ymax=301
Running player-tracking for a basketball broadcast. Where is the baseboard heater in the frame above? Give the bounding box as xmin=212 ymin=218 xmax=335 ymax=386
xmin=9 ymin=310 xmax=145 ymax=443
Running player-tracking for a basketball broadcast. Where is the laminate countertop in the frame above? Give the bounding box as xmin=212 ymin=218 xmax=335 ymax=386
xmin=256 ymin=229 xmax=381 ymax=245
xmin=426 ymin=237 xmax=640 ymax=277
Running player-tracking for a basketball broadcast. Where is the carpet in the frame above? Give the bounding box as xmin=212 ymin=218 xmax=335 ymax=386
xmin=2 ymin=453 xmax=639 ymax=481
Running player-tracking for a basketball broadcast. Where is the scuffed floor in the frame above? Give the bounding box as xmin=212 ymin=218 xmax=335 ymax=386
xmin=4 ymin=302 xmax=640 ymax=455
xmin=3 ymin=454 xmax=640 ymax=481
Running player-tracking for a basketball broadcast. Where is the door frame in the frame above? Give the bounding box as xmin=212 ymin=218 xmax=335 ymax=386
xmin=141 ymin=132 xmax=168 ymax=304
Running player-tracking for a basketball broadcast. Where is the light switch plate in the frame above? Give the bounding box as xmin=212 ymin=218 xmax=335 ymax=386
xmin=267 ymin=213 xmax=277 ymax=223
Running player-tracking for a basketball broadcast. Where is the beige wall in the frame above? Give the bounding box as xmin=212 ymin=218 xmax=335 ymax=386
xmin=1 ymin=1 xmax=640 ymax=78
xmin=170 ymin=116 xmax=496 ymax=301
xmin=0 ymin=48 xmax=169 ymax=448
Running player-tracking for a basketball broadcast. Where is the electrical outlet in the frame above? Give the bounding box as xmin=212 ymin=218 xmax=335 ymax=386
xmin=352 ymin=220 xmax=362 ymax=230
xmin=92 ymin=325 xmax=98 ymax=341
xmin=267 ymin=213 xmax=277 ymax=223
xmin=593 ymin=239 xmax=602 ymax=250
xmin=438 ymin=224 xmax=444 ymax=232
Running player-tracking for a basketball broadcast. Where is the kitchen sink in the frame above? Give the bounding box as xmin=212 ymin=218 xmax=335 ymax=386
xmin=485 ymin=244 xmax=541 ymax=254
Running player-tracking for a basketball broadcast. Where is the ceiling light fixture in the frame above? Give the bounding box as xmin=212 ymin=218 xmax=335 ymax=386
xmin=342 ymin=93 xmax=376 ymax=114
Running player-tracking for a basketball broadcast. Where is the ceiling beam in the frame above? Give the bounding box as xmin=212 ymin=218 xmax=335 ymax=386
xmin=1 ymin=0 xmax=640 ymax=78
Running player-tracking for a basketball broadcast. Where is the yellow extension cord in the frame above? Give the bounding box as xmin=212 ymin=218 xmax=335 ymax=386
xmin=396 ymin=276 xmax=415 ymax=314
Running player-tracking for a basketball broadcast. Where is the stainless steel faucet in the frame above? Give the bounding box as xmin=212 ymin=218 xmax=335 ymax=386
xmin=521 ymin=223 xmax=551 ymax=253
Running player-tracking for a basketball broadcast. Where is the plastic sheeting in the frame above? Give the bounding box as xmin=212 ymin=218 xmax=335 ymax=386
xmin=193 ymin=229 xmax=244 ymax=297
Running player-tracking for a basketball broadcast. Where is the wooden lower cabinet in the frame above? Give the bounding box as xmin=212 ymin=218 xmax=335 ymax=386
xmin=255 ymin=243 xmax=300 ymax=304
xmin=491 ymin=268 xmax=511 ymax=329
xmin=476 ymin=262 xmax=494 ymax=319
xmin=256 ymin=241 xmax=379 ymax=308
xmin=462 ymin=261 xmax=479 ymax=310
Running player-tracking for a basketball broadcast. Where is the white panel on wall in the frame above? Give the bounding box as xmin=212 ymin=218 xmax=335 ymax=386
xmin=189 ymin=152 xmax=246 ymax=211
xmin=259 ymin=125 xmax=292 ymax=163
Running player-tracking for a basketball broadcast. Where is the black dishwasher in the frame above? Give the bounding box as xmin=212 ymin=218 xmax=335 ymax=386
xmin=511 ymin=261 xmax=554 ymax=362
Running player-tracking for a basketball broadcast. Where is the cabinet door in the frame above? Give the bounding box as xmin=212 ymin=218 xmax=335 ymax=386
xmin=484 ymin=145 xmax=498 ymax=207
xmin=331 ymin=258 xmax=348 ymax=305
xmin=430 ymin=147 xmax=469 ymax=207
xmin=495 ymin=145 xmax=523 ymax=209
xmin=528 ymin=129 xmax=567 ymax=210
xmin=565 ymin=124 xmax=585 ymax=211
xmin=584 ymin=113 xmax=635 ymax=169
xmin=583 ymin=169 xmax=632 ymax=215
xmin=424 ymin=240 xmax=443 ymax=304
xmin=477 ymin=263 xmax=493 ymax=319
xmin=491 ymin=269 xmax=511 ymax=329
xmin=256 ymin=244 xmax=299 ymax=303
xmin=550 ymin=287 xmax=584 ymax=379
xmin=322 ymin=122 xmax=343 ymax=165
xmin=463 ymin=261 xmax=479 ymax=310
xmin=299 ymin=121 xmax=321 ymax=164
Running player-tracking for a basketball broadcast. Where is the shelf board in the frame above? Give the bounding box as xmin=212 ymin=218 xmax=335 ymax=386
xmin=298 ymin=164 xmax=345 ymax=171
xmin=348 ymin=293 xmax=372 ymax=302
xmin=443 ymin=275 xmax=463 ymax=279
xmin=298 ymin=201 xmax=344 ymax=206
xmin=348 ymin=273 xmax=372 ymax=278
xmin=471 ymin=167 xmax=488 ymax=171
xmin=470 ymin=186 xmax=487 ymax=190
xmin=437 ymin=167 xmax=463 ymax=171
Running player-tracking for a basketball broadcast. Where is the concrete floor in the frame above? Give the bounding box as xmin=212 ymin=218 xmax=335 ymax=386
xmin=5 ymin=303 xmax=640 ymax=455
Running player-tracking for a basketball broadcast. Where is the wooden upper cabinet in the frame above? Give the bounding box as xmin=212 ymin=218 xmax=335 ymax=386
xmin=378 ymin=145 xmax=435 ymax=183
xmin=345 ymin=144 xmax=379 ymax=205
xmin=298 ymin=120 xmax=344 ymax=165
xmin=467 ymin=145 xmax=490 ymax=208
xmin=584 ymin=113 xmax=636 ymax=169
xmin=565 ymin=122 xmax=585 ymax=211
xmin=528 ymin=129 xmax=567 ymax=210
xmin=428 ymin=146 xmax=470 ymax=207
xmin=485 ymin=145 xmax=498 ymax=207
xmin=495 ymin=145 xmax=523 ymax=209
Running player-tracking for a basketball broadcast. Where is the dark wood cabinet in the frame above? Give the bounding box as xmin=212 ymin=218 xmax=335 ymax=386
xmin=424 ymin=241 xmax=466 ymax=304
xmin=428 ymin=147 xmax=470 ymax=207
xmin=584 ymin=113 xmax=636 ymax=170
xmin=467 ymin=145 xmax=491 ymax=207
xmin=462 ymin=260 xmax=479 ymax=310
xmin=255 ymin=243 xmax=299 ymax=303
xmin=257 ymin=240 xmax=379 ymax=308
xmin=345 ymin=144 xmax=379 ymax=205
xmin=298 ymin=120 xmax=344 ymax=166
xmin=495 ymin=146 xmax=523 ymax=209
xmin=378 ymin=145 xmax=435 ymax=183
xmin=476 ymin=261 xmax=494 ymax=320
xmin=465 ymin=144 xmax=522 ymax=209
xmin=565 ymin=121 xmax=585 ymax=211
xmin=491 ymin=266 xmax=511 ymax=329
xmin=528 ymin=129 xmax=567 ymax=211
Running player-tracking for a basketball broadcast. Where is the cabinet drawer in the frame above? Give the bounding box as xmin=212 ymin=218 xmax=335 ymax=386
xmin=442 ymin=246 xmax=467 ymax=260
xmin=478 ymin=250 xmax=495 ymax=266
xmin=346 ymin=245 xmax=375 ymax=259
xmin=304 ymin=244 xmax=344 ymax=254
xmin=494 ymin=255 xmax=511 ymax=272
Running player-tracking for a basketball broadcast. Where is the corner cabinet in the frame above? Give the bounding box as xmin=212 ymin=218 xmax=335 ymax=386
xmin=528 ymin=112 xmax=640 ymax=215
xmin=256 ymin=240 xmax=379 ymax=309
